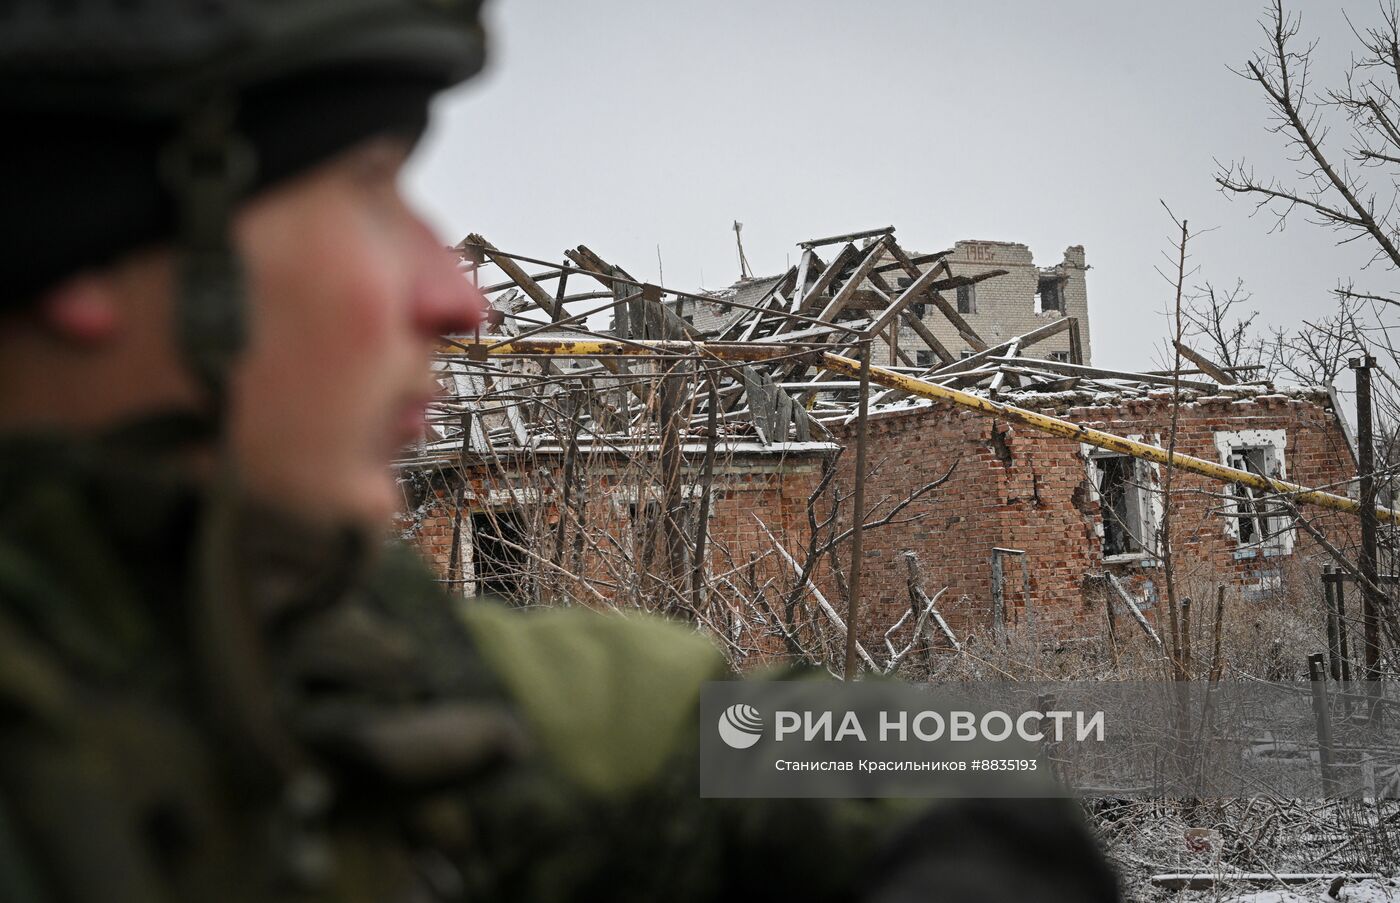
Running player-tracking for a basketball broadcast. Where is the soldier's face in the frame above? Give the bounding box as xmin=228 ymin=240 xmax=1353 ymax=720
xmin=229 ymin=138 xmax=484 ymax=526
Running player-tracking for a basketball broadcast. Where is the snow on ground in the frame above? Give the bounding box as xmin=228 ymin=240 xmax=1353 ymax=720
xmin=1221 ymin=879 xmax=1398 ymax=903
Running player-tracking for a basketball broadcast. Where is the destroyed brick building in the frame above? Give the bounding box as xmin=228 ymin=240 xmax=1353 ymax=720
xmin=396 ymin=225 xmax=1366 ymax=669
xmin=824 ymin=386 xmax=1357 ymax=644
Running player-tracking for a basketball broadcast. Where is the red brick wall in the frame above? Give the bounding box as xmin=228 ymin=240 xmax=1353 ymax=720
xmin=400 ymin=392 xmax=1358 ymax=660
xmin=826 ymin=391 xmax=1359 ymax=647
xmin=398 ymin=451 xmax=827 ymax=617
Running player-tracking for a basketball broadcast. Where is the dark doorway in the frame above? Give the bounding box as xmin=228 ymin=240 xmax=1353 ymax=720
xmin=471 ymin=510 xmax=528 ymax=600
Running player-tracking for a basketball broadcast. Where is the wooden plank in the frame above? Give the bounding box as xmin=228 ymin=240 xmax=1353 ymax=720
xmin=1068 ymin=317 xmax=1084 ymax=365
xmin=791 ymin=397 xmax=812 ymax=441
xmin=1173 ymin=340 xmax=1237 ymax=385
xmin=900 ymin=310 xmax=956 ymax=365
xmin=739 ymin=366 xmax=773 ymax=444
xmin=1105 ymin=573 xmax=1162 ymax=647
xmin=871 ymin=250 xmax=950 ymax=275
xmin=792 ymin=242 xmax=859 ymax=316
xmin=989 ymin=356 xmax=1218 ymax=392
xmin=737 ymin=289 xmax=790 ymax=342
xmin=715 ymin=271 xmax=792 ymax=340
xmin=884 ymin=240 xmax=991 ymax=351
xmin=552 ymin=263 xmax=570 ymax=317
xmin=813 ymin=240 xmax=889 ymax=323
xmin=766 ymin=317 xmax=872 ymax=343
xmin=566 ymin=245 xmax=703 ymax=341
xmin=451 ymin=370 xmax=494 ymax=452
xmin=792 ymin=248 xmax=814 ymax=306
xmin=870 ymin=316 xmax=1075 ymax=405
xmin=1151 ymin=875 xmax=1380 ymax=892
xmin=988 ymin=340 xmax=1020 ymax=392
xmin=862 ymin=267 xmax=996 ymax=341
xmin=798 ymin=225 xmax=893 ymax=249
xmin=465 ymin=233 xmax=561 ymax=319
xmin=864 ymin=265 xmax=949 ymax=337
xmin=930 ymin=317 xmax=1076 ymax=377
xmin=923 ymin=284 xmax=996 ymax=351
xmin=763 ymin=373 xmax=784 ymax=440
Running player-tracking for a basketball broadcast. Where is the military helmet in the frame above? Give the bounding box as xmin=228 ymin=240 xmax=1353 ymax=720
xmin=2 ymin=0 xmax=489 ymax=393
xmin=0 ymin=1 xmax=487 ymax=115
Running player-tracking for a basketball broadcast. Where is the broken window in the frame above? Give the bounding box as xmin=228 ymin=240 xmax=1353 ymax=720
xmin=1048 ymin=351 xmax=1070 ymax=363
xmin=470 ymin=509 xmax=529 ymax=600
xmin=911 ymin=301 xmax=927 ymax=319
xmin=957 ymin=283 xmax=976 ymax=314
xmin=1090 ymin=454 xmax=1156 ymax=558
xmin=1036 ymin=277 xmax=1064 ymax=313
xmin=915 ymin=350 xmax=933 ymax=368
xmin=1226 ymin=446 xmax=1289 ymax=551
xmin=959 ymin=350 xmax=976 ymax=360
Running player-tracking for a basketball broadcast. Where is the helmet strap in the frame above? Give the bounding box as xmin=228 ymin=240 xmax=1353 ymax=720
xmin=165 ymin=104 xmax=331 ymax=867
xmin=162 ymin=98 xmax=255 ymax=421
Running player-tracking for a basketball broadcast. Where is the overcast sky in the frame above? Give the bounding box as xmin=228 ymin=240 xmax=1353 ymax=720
xmin=404 ymin=0 xmax=1386 ymax=372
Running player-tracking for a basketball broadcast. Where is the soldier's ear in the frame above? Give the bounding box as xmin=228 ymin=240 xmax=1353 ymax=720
xmin=36 ymin=273 xmax=120 ymax=346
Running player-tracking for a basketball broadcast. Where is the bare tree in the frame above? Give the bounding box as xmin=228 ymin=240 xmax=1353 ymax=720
xmin=1217 ymin=1 xmax=1400 ymax=285
xmin=1181 ymin=279 xmax=1271 ymax=376
xmin=1218 ymin=0 xmax=1400 ymax=682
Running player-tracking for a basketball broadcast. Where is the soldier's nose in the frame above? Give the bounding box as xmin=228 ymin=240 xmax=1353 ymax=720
xmin=414 ymin=241 xmax=486 ymax=338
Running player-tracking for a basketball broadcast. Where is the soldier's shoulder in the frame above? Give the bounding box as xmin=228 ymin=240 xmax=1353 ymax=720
xmin=457 ymin=599 xmax=729 ymax=797
xmin=320 ymin=541 xmax=730 ymax=797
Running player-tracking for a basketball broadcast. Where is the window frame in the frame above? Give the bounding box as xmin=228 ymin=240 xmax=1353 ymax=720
xmin=1036 ymin=277 xmax=1065 ymax=313
xmin=1082 ymin=437 xmax=1163 ymax=564
xmin=956 ymin=282 xmax=976 ymax=314
xmin=468 ymin=507 xmax=532 ymax=601
xmin=1213 ymin=429 xmax=1294 ymax=557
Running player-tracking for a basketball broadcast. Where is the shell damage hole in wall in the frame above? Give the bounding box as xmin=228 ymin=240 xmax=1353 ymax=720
xmin=989 ymin=426 xmax=1013 ymax=465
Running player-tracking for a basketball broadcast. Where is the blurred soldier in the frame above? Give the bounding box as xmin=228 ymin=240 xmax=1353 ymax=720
xmin=0 ymin=3 xmax=1119 ymax=901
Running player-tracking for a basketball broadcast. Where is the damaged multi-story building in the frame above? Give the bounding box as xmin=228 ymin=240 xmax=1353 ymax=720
xmin=396 ymin=225 xmax=1366 ymax=670
xmin=691 ymin=238 xmax=1090 ymax=366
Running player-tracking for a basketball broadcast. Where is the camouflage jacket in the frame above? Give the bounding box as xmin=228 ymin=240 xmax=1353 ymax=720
xmin=0 ymin=426 xmax=1119 ymax=903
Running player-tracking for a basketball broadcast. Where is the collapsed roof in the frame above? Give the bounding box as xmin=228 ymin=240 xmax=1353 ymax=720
xmin=407 ymin=225 xmax=1265 ymax=462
